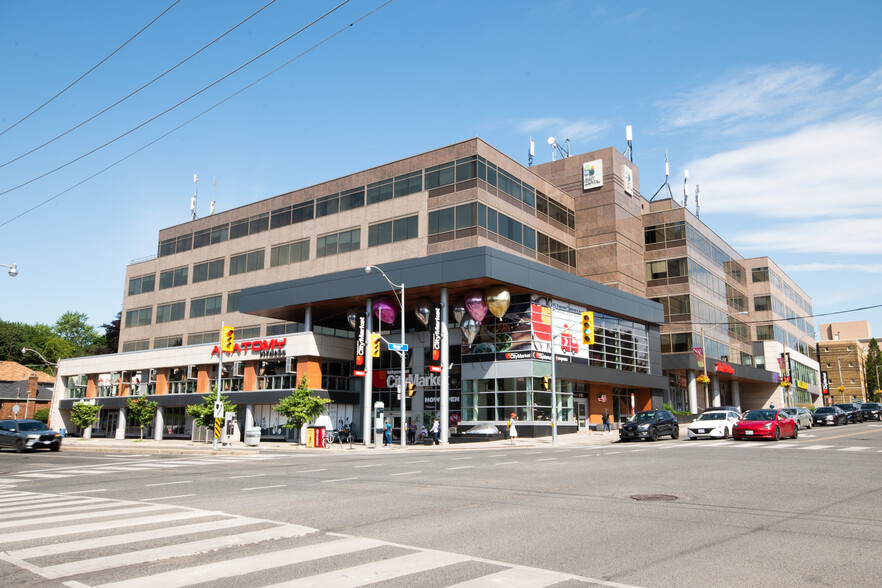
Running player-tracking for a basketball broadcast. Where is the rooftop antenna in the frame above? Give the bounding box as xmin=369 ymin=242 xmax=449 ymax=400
xmin=528 ymin=137 xmax=535 ymax=167
xmin=547 ymin=135 xmax=570 ymax=161
xmin=683 ymin=169 xmax=689 ymax=208
xmin=695 ymin=183 xmax=701 ymax=219
xmin=210 ymin=176 xmax=217 ymax=215
xmin=623 ymin=125 xmax=633 ymax=161
xmin=190 ymin=173 xmax=198 ymax=220
xmin=650 ymin=150 xmax=675 ymax=201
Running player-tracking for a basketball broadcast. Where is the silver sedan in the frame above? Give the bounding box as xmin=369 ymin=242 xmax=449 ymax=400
xmin=781 ymin=406 xmax=813 ymax=429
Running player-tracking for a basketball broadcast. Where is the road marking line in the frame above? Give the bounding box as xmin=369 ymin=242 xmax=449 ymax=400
xmin=353 ymin=464 xmax=380 ymax=468
xmin=536 ymin=458 xmax=557 ymax=461
xmin=446 ymin=565 xmax=574 ymax=587
xmin=241 ymin=485 xmax=287 ymax=491
xmin=798 ymin=428 xmax=882 ymax=443
xmin=298 ymin=469 xmax=327 ymax=473
xmin=16 ymin=473 xmax=73 ymax=479
xmin=446 ymin=466 xmax=475 ymax=470
xmin=404 ymin=460 xmax=429 ymax=464
xmin=573 ymin=454 xmax=593 ymax=458
xmin=59 ymin=489 xmax=107 ymax=495
xmin=450 ymin=457 xmax=473 ymax=461
xmin=839 ymin=446 xmax=873 ymax=451
xmin=523 ymin=451 xmax=541 ymax=455
xmin=145 ymin=481 xmax=192 ymax=487
xmin=630 ymin=449 xmax=648 ymax=452
xmin=93 ymin=536 xmax=383 ymax=588
xmin=0 ymin=504 xmax=163 ymax=529
xmin=323 ymin=478 xmax=357 ymax=483
xmin=230 ymin=474 xmax=265 ymax=479
xmin=142 ymin=495 xmax=196 ymax=501
xmin=494 ymin=461 xmax=518 ymax=465
xmin=390 ymin=471 xmax=421 ymax=476
xmin=803 ymin=445 xmax=834 ymax=450
xmin=606 ymin=451 xmax=620 ymax=455
xmin=0 ymin=498 xmax=105 ymax=516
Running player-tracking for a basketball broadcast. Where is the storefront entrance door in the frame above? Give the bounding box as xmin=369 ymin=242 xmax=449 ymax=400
xmin=103 ymin=412 xmax=118 ymax=438
xmin=575 ymin=399 xmax=588 ymax=429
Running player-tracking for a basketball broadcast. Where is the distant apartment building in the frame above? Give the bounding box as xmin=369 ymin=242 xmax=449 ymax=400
xmin=816 ymin=321 xmax=873 ymax=404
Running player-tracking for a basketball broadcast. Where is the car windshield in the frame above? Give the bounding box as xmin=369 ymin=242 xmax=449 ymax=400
xmin=861 ymin=404 xmax=880 ymax=409
xmin=17 ymin=422 xmax=46 ymax=432
xmin=630 ymin=412 xmax=657 ymax=421
xmin=743 ymin=410 xmax=775 ymax=421
xmin=835 ymin=405 xmax=852 ymax=410
xmin=696 ymin=412 xmax=725 ymax=421
xmin=782 ymin=408 xmax=797 ymax=415
xmin=815 ymin=407 xmax=834 ymax=414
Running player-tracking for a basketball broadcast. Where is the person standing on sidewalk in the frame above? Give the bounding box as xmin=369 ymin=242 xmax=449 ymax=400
xmin=430 ymin=417 xmax=440 ymax=445
xmin=383 ymin=419 xmax=392 ymax=446
xmin=508 ymin=413 xmax=518 ymax=444
xmin=602 ymin=409 xmax=611 ymax=435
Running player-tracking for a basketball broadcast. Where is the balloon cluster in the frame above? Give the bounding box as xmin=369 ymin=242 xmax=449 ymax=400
xmin=456 ymin=286 xmax=510 ymax=345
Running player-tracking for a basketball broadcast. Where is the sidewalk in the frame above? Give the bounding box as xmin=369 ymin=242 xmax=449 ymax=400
xmin=60 ymin=428 xmax=623 ymax=455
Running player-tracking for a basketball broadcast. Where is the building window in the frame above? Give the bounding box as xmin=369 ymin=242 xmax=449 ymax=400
xmin=128 ymin=274 xmax=155 ymax=296
xmin=754 ymin=296 xmax=771 ymax=312
xmin=367 ymin=178 xmax=393 ymax=205
xmin=227 ymin=291 xmax=241 ymax=312
xmin=425 ymin=161 xmax=454 ymax=190
xmin=188 ymin=330 xmax=220 ymax=345
xmin=193 ymin=259 xmax=224 ymax=283
xmin=428 ymin=208 xmax=454 ymax=234
xmin=267 ymin=322 xmax=304 ymax=336
xmin=369 ymin=216 xmax=418 ymax=247
xmin=121 ymin=340 xmax=149 ymax=352
xmin=156 ymin=301 xmax=186 ymax=323
xmin=230 ymin=250 xmax=265 ymax=275
xmin=756 ymin=324 xmax=774 ymax=341
xmin=317 ymin=228 xmax=360 ymax=258
xmin=394 ymin=170 xmax=422 ymax=198
xmin=125 ymin=307 xmax=152 ymax=327
xmin=159 ymin=266 xmax=188 ymax=289
xmin=238 ymin=325 xmax=261 ymax=339
xmin=154 ymin=335 xmax=183 ymax=349
xmin=190 ymin=295 xmax=222 ymax=318
xmin=270 ymin=240 xmax=309 ymax=267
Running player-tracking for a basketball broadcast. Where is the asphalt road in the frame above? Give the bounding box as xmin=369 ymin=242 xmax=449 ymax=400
xmin=2 ymin=421 xmax=882 ymax=587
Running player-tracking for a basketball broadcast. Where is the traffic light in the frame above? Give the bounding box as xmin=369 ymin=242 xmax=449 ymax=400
xmin=543 ymin=376 xmax=550 ymax=390
xmin=407 ymin=382 xmax=415 ymax=397
xmin=370 ymin=333 xmax=381 ymax=358
xmin=581 ymin=311 xmax=595 ymax=345
xmin=221 ymin=326 xmax=235 ymax=353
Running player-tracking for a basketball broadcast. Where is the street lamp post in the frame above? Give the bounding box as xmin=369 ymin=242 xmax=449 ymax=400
xmin=365 ymin=265 xmax=406 ymax=448
xmin=21 ymin=347 xmax=56 ymax=377
xmin=1 ymin=263 xmax=18 ymax=277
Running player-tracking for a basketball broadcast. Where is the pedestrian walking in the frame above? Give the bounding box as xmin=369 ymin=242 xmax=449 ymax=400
xmin=383 ymin=419 xmax=391 ymax=446
xmin=602 ymin=409 xmax=611 ymax=435
xmin=408 ymin=420 xmax=416 ymax=445
xmin=430 ymin=417 xmax=440 ymax=445
xmin=508 ymin=412 xmax=518 ymax=444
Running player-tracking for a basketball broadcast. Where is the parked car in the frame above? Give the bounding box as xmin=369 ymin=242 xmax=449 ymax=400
xmin=619 ymin=410 xmax=679 ymax=442
xmin=701 ymin=405 xmax=741 ymax=414
xmin=0 ymin=419 xmax=62 ymax=452
xmin=835 ymin=403 xmax=864 ymax=423
xmin=687 ymin=410 xmax=741 ymax=439
xmin=781 ymin=406 xmax=813 ymax=429
xmin=813 ymin=406 xmax=848 ymax=426
xmin=733 ymin=409 xmax=798 ymax=441
xmin=860 ymin=403 xmax=882 ymax=421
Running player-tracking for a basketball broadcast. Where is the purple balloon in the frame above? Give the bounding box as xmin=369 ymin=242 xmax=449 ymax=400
xmin=373 ymin=297 xmax=398 ymax=325
xmin=465 ymin=289 xmax=488 ymax=322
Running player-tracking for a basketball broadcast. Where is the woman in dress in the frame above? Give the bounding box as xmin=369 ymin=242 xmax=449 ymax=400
xmin=509 ymin=412 xmax=518 ymax=444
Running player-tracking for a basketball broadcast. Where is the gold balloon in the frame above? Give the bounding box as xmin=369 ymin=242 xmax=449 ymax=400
xmin=485 ymin=286 xmax=511 ymax=319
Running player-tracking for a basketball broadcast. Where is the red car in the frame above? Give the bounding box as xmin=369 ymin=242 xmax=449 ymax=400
xmin=733 ymin=409 xmax=798 ymax=441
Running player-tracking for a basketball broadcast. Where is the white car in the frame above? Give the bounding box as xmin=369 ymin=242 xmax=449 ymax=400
xmin=687 ymin=410 xmax=741 ymax=439
xmin=781 ymin=406 xmax=813 ymax=429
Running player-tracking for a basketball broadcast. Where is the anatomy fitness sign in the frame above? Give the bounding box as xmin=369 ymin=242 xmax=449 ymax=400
xmin=211 ymin=338 xmax=287 ymax=358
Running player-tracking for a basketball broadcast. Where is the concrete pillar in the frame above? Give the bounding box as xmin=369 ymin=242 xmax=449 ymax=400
xmin=116 ymin=406 xmax=127 ymax=440
xmin=363 ymin=298 xmax=373 ymax=447
xmin=154 ymin=406 xmax=164 ymax=441
xmin=687 ymin=370 xmax=698 ymax=414
xmin=440 ymin=287 xmax=449 ymax=444
xmin=731 ymin=380 xmax=741 ymax=412
xmin=245 ymin=404 xmax=254 ymax=431
xmin=711 ymin=376 xmax=721 ymax=407
xmin=304 ymin=306 xmax=313 ymax=331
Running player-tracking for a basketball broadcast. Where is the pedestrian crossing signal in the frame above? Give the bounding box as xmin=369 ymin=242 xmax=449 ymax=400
xmin=407 ymin=382 xmax=415 ymax=396
xmin=370 ymin=333 xmax=381 ymax=358
xmin=543 ymin=376 xmax=550 ymax=390
xmin=221 ymin=326 xmax=235 ymax=352
xmin=581 ymin=311 xmax=595 ymax=345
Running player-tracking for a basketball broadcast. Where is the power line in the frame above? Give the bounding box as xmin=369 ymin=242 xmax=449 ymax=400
xmin=0 ymin=0 xmax=394 ymax=229
xmin=0 ymin=1 xmax=181 ymax=139
xmin=667 ymin=303 xmax=882 ymax=328
xmin=0 ymin=0 xmax=279 ymax=170
xmin=0 ymin=0 xmax=353 ymax=199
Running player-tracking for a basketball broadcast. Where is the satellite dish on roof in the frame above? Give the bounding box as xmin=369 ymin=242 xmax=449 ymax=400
xmin=547 ymin=136 xmax=555 ymax=145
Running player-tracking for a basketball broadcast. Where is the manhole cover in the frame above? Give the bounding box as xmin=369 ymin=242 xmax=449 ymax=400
xmin=630 ymin=494 xmax=678 ymax=501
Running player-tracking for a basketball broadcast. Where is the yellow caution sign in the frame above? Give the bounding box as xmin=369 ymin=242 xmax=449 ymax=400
xmin=214 ymin=418 xmax=222 ymax=439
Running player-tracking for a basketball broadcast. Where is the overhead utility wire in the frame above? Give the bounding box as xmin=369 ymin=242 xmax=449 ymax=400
xmin=0 ymin=0 xmax=353 ymax=199
xmin=668 ymin=303 xmax=882 ymax=327
xmin=0 ymin=0 xmax=181 ymax=139
xmin=0 ymin=0 xmax=278 ymax=170
xmin=0 ymin=0 xmax=395 ymax=229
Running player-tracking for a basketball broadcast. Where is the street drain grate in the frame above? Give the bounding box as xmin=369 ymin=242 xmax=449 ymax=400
xmin=630 ymin=494 xmax=678 ymax=501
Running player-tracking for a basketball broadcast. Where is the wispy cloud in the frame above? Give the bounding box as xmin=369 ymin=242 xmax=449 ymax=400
xmin=784 ymin=263 xmax=882 ymax=274
xmin=731 ymin=215 xmax=882 ymax=254
xmin=517 ymin=117 xmax=611 ymax=145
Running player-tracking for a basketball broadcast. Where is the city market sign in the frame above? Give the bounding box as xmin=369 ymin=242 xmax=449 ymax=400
xmin=211 ymin=338 xmax=287 ymax=358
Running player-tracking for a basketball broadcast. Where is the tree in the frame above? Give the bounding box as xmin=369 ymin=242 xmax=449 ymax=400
xmin=98 ymin=311 xmax=121 ymax=354
xmin=54 ymin=311 xmax=100 ymax=354
xmin=274 ymin=376 xmax=333 ymax=443
xmin=865 ymin=338 xmax=882 ymax=401
xmin=126 ymin=396 xmax=158 ymax=440
xmin=33 ymin=408 xmax=50 ymax=423
xmin=187 ymin=394 xmax=237 ymax=429
xmin=70 ymin=402 xmax=101 ymax=433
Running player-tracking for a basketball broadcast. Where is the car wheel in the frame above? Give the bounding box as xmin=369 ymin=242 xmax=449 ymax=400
xmin=773 ymin=427 xmax=780 ymax=441
xmin=723 ymin=427 xmax=730 ymax=439
xmin=649 ymin=427 xmax=659 ymax=442
xmin=808 ymin=420 xmax=812 ymax=429
xmin=792 ymin=425 xmax=798 ymax=439
xmin=50 ymin=443 xmax=61 ymax=452
xmin=15 ymin=439 xmax=26 ymax=453
xmin=671 ymin=426 xmax=679 ymax=440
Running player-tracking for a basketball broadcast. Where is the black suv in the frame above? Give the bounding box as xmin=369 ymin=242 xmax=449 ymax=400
xmin=835 ymin=403 xmax=864 ymax=423
xmin=860 ymin=403 xmax=882 ymax=421
xmin=0 ymin=419 xmax=62 ymax=452
xmin=619 ymin=410 xmax=679 ymax=442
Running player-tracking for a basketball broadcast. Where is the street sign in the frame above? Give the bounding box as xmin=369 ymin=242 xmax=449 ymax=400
xmin=12 ymin=404 xmax=19 ymax=414
xmin=388 ymin=343 xmax=408 ymax=352
xmin=213 ymin=401 xmax=224 ymax=418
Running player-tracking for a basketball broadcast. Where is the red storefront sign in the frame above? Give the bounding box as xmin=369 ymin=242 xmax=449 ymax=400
xmin=210 ymin=338 xmax=286 ymax=357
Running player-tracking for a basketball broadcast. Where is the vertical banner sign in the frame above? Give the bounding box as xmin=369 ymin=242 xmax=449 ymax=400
xmin=821 ymin=371 xmax=829 ymax=395
xmin=693 ymin=347 xmax=704 ymax=369
xmin=353 ymin=313 xmax=366 ymax=376
xmin=784 ymin=352 xmax=792 ymax=383
xmin=429 ymin=303 xmax=443 ymax=372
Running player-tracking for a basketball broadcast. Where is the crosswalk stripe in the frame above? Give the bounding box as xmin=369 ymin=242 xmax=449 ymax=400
xmin=446 ymin=565 xmax=573 ymax=587
xmin=16 ymin=472 xmax=73 ymax=478
xmin=264 ymin=549 xmax=468 ymax=587
xmin=0 ymin=509 xmax=207 ymax=544
xmin=7 ymin=516 xmax=261 ymax=559
xmin=0 ymin=494 xmax=85 ymax=506
xmin=0 ymin=500 xmax=118 ymax=521
xmin=95 ymin=536 xmax=384 ymax=588
xmin=803 ymin=445 xmax=834 ymax=450
xmin=40 ymin=523 xmax=315 ymax=578
xmin=839 ymin=446 xmax=872 ymax=451
xmin=0 ymin=497 xmax=103 ymax=514
xmin=0 ymin=504 xmax=164 ymax=530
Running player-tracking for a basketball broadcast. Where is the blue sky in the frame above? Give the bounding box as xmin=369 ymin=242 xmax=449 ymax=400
xmin=2 ymin=0 xmax=881 ymax=339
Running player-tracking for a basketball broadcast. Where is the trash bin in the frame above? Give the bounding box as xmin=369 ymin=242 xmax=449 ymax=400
xmin=244 ymin=427 xmax=261 ymax=447
xmin=315 ymin=426 xmax=326 ymax=448
xmin=59 ymin=427 xmax=66 ymax=438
